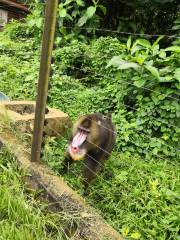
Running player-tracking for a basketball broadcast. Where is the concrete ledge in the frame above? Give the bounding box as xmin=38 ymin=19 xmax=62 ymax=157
xmin=0 ymin=131 xmax=123 ymax=240
xmin=0 ymin=101 xmax=71 ymax=136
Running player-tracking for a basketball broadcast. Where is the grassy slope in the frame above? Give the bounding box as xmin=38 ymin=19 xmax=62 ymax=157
xmin=43 ymin=137 xmax=180 ymax=240
xmin=0 ymin=31 xmax=180 ymax=240
xmin=0 ymin=148 xmax=69 ymax=240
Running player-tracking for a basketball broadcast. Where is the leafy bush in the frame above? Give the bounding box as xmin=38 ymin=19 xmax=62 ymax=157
xmin=1 ymin=25 xmax=179 ymax=159
xmin=0 ymin=11 xmax=180 ymax=240
xmin=52 ymin=37 xmax=180 ymax=160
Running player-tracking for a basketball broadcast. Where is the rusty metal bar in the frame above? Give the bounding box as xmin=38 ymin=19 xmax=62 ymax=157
xmin=0 ymin=0 xmax=30 ymax=12
xmin=31 ymin=0 xmax=58 ymax=162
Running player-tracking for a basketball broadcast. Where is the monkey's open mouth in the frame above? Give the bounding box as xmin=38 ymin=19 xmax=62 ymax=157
xmin=69 ymin=130 xmax=87 ymax=160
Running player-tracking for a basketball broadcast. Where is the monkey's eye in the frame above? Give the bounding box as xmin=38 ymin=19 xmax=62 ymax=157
xmin=78 ymin=126 xmax=90 ymax=133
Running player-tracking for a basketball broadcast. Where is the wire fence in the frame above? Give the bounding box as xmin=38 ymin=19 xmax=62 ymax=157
xmin=63 ymin=26 xmax=180 ymax=39
xmin=0 ymin=12 xmax=180 ymax=238
xmin=0 ymin=2 xmax=180 ymax=40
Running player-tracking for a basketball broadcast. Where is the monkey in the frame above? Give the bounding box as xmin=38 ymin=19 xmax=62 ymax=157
xmin=62 ymin=113 xmax=116 ymax=192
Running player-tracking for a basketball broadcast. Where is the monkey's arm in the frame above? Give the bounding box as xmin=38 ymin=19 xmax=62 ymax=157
xmin=82 ymin=154 xmax=101 ymax=190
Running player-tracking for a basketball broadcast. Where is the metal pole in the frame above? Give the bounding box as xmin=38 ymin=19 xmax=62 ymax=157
xmin=31 ymin=0 xmax=58 ymax=162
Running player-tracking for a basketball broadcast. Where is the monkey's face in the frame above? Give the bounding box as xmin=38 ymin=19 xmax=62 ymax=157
xmin=68 ymin=127 xmax=89 ymax=161
xmin=68 ymin=115 xmax=100 ymax=161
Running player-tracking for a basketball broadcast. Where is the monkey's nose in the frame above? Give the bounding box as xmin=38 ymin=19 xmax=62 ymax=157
xmin=71 ymin=146 xmax=79 ymax=153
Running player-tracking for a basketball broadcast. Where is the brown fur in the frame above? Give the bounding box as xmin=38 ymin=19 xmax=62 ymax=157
xmin=62 ymin=113 xmax=116 ymax=191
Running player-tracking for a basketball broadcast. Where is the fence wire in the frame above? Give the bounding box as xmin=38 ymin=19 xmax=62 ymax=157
xmin=63 ymin=26 xmax=180 ymax=39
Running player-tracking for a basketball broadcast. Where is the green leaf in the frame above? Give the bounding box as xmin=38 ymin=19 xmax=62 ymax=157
xmin=145 ymin=65 xmax=160 ymax=80
xmin=164 ymin=46 xmax=180 ymax=52
xmin=59 ymin=8 xmax=67 ymax=18
xmin=175 ymin=83 xmax=180 ymax=89
xmin=174 ymin=68 xmax=180 ymax=82
xmin=146 ymin=60 xmax=153 ymax=66
xmin=63 ymin=0 xmax=73 ymax=6
xmin=98 ymin=5 xmax=106 ymax=15
xmin=36 ymin=18 xmax=42 ymax=28
xmin=131 ymin=45 xmax=142 ymax=55
xmin=131 ymin=232 xmax=141 ymax=239
xmin=127 ymin=36 xmax=131 ymax=51
xmin=159 ymin=51 xmax=166 ymax=59
xmin=66 ymin=13 xmax=73 ymax=21
xmin=86 ymin=6 xmax=96 ymax=18
xmin=77 ymin=15 xmax=88 ymax=26
xmin=134 ymin=79 xmax=146 ymax=87
xmin=106 ymin=56 xmax=139 ymax=70
xmin=28 ymin=19 xmax=36 ymax=27
xmin=106 ymin=56 xmax=124 ymax=68
xmin=136 ymin=39 xmax=151 ymax=48
xmin=76 ymin=0 xmax=85 ymax=6
xmin=118 ymin=62 xmax=139 ymax=70
xmin=152 ymin=36 xmax=164 ymax=48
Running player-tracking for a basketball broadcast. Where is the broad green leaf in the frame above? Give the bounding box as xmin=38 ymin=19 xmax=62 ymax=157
xmin=106 ymin=56 xmax=125 ymax=68
xmin=136 ymin=54 xmax=148 ymax=65
xmin=174 ymin=68 xmax=180 ymax=82
xmin=165 ymin=75 xmax=173 ymax=81
xmin=164 ymin=46 xmax=180 ymax=52
xmin=98 ymin=5 xmax=106 ymax=15
xmin=146 ymin=60 xmax=153 ymax=66
xmin=175 ymin=83 xmax=180 ymax=89
xmin=159 ymin=66 xmax=172 ymax=75
xmin=72 ymin=9 xmax=79 ymax=17
xmin=118 ymin=62 xmax=139 ymax=70
xmin=172 ymin=25 xmax=180 ymax=30
xmin=131 ymin=45 xmax=142 ymax=55
xmin=86 ymin=6 xmax=96 ymax=18
xmin=151 ymin=95 xmax=159 ymax=104
xmin=127 ymin=36 xmax=131 ymax=51
xmin=136 ymin=39 xmax=151 ymax=48
xmin=66 ymin=13 xmax=73 ymax=21
xmin=76 ymin=0 xmax=85 ymax=6
xmin=36 ymin=18 xmax=42 ymax=28
xmin=152 ymin=36 xmax=164 ymax=48
xmin=28 ymin=19 xmax=36 ymax=27
xmin=59 ymin=8 xmax=67 ymax=18
xmin=134 ymin=79 xmax=146 ymax=87
xmin=159 ymin=50 xmax=166 ymax=59
xmin=63 ymin=0 xmax=73 ymax=6
xmin=152 ymin=44 xmax=160 ymax=56
xmin=145 ymin=65 xmax=160 ymax=80
xmin=106 ymin=56 xmax=139 ymax=70
xmin=77 ymin=15 xmax=88 ymax=26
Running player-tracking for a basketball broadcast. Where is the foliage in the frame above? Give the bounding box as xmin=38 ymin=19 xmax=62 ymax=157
xmin=17 ymin=0 xmax=179 ymax=42
xmin=43 ymin=138 xmax=180 ymax=240
xmin=2 ymin=3 xmax=43 ymax=43
xmin=0 ymin=148 xmax=69 ymax=240
xmin=49 ymin=37 xmax=180 ymax=160
xmin=172 ymin=13 xmax=180 ymax=46
xmin=0 ymin=12 xmax=180 ymax=240
xmin=56 ymin=0 xmax=179 ymax=40
xmin=0 ymin=26 xmax=179 ymax=159
xmin=0 ymin=37 xmax=38 ymax=100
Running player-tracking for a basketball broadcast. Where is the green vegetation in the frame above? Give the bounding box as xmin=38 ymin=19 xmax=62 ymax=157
xmin=0 ymin=148 xmax=70 ymax=240
xmin=0 ymin=1 xmax=179 ymax=240
xmin=43 ymin=137 xmax=180 ymax=239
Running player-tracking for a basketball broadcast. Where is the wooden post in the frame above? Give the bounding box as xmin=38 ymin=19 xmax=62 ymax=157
xmin=31 ymin=0 xmax=58 ymax=162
